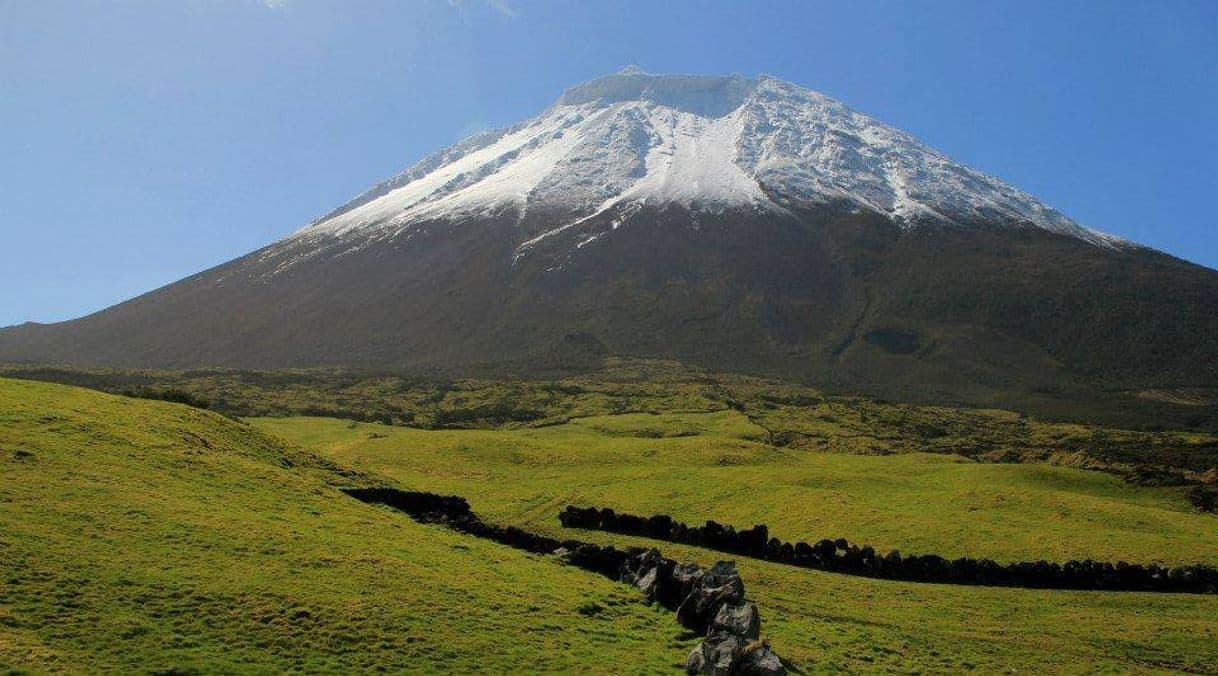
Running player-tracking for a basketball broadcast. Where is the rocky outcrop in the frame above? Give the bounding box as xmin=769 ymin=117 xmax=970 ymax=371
xmin=560 ymin=504 xmax=1218 ymax=594
xmin=618 ymin=553 xmax=785 ymax=676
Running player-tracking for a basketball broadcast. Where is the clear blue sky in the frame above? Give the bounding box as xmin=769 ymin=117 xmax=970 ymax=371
xmin=2 ymin=0 xmax=1216 ymax=326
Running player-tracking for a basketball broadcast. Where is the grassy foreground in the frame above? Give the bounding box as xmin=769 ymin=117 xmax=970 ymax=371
xmin=4 ymin=375 xmax=1218 ymax=673
xmin=0 ymin=378 xmax=687 ymax=673
xmin=255 ymin=412 xmax=1218 ymax=672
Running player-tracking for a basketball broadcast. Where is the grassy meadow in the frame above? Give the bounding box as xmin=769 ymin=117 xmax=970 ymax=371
xmin=4 ymin=375 xmax=1218 ymax=673
xmin=0 ymin=378 xmax=689 ymax=673
xmin=252 ymin=410 xmax=1218 ymax=673
xmin=7 ymin=360 xmax=1218 ymax=485
xmin=253 ymin=411 xmax=1218 ymax=567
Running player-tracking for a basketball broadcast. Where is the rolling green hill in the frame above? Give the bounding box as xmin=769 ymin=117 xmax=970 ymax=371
xmin=253 ymin=411 xmax=1218 ymax=569
xmin=0 ymin=378 xmax=686 ymax=673
xmin=253 ymin=411 xmax=1218 ymax=672
xmin=5 ymin=376 xmax=1218 ymax=673
xmin=8 ymin=360 xmax=1216 ymax=480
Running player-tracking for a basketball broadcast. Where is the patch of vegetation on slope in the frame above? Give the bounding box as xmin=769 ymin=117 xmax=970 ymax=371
xmin=0 ymin=359 xmax=726 ymax=429
xmin=256 ymin=413 xmax=1218 ymax=672
xmin=0 ymin=378 xmax=688 ymax=673
xmin=11 ymin=359 xmax=1209 ymax=487
xmin=734 ymin=383 xmax=1218 ymax=486
xmin=3 ymin=376 xmax=1216 ymax=673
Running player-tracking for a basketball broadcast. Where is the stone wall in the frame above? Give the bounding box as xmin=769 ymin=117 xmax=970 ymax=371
xmin=559 ymin=505 xmax=1218 ymax=594
xmin=341 ymin=488 xmax=788 ymax=674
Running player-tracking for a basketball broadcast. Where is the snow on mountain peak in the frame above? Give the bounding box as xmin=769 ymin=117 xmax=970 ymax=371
xmin=295 ymin=70 xmax=1123 ymax=253
xmin=556 ymin=70 xmax=757 ymax=118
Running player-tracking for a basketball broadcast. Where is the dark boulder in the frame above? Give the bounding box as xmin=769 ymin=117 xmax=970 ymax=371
xmin=624 ymin=548 xmax=670 ymax=598
xmin=677 ymin=560 xmax=745 ymax=631
xmin=686 ymin=633 xmax=786 ymax=676
xmin=686 ymin=631 xmax=743 ymax=676
xmin=736 ymin=642 xmax=787 ymax=676
xmin=635 ymin=566 xmax=660 ymax=597
xmin=686 ymin=644 xmax=707 ymax=674
xmin=672 ymin=561 xmax=706 ymax=590
xmin=711 ymin=601 xmax=760 ymax=640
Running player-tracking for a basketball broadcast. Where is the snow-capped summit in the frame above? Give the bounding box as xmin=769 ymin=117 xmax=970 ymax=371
xmin=297 ymin=68 xmax=1122 ymax=252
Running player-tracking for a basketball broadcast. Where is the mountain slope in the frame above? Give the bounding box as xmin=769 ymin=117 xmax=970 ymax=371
xmin=2 ymin=69 xmax=1216 ymax=410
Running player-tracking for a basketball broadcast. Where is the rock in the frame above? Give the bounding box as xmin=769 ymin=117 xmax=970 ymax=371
xmin=702 ymin=561 xmax=746 ymax=597
xmin=680 ymin=562 xmax=785 ymax=675
xmin=673 ymin=561 xmax=705 ymax=589
xmin=668 ymin=562 xmax=705 ymax=607
xmin=687 ymin=632 xmax=787 ymax=676
xmin=635 ymin=566 xmax=659 ymax=597
xmin=568 ymin=543 xmax=630 ymax=578
xmin=711 ymin=601 xmax=760 ymax=640
xmin=621 ymin=547 xmax=664 ymax=587
xmin=704 ymin=632 xmax=744 ymax=676
xmin=687 ymin=631 xmax=743 ymax=676
xmin=685 ymin=644 xmax=706 ymax=675
xmin=634 ymin=547 xmax=666 ymax=572
xmin=677 ymin=561 xmax=745 ymax=631
xmin=623 ymin=550 xmax=672 ymax=596
xmin=737 ymin=643 xmax=786 ymax=676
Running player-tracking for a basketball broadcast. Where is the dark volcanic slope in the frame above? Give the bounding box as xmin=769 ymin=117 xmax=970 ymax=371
xmin=3 ymin=70 xmax=1216 ymax=412
xmin=3 ymin=203 xmax=1215 ymax=402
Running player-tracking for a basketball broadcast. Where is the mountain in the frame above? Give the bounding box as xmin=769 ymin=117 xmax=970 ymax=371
xmin=3 ymin=68 xmax=1216 ymax=414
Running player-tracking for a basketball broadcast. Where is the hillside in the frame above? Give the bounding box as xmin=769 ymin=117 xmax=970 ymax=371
xmin=254 ymin=411 xmax=1218 ymax=569
xmin=0 ymin=378 xmax=688 ymax=672
xmin=2 ymin=70 xmax=1216 ymax=419
xmin=6 ymin=360 xmax=1217 ymax=479
xmin=3 ymin=377 xmax=1217 ymax=672
xmin=253 ymin=411 xmax=1218 ymax=672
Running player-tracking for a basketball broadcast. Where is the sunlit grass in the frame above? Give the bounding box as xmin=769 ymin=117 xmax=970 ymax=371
xmin=253 ymin=412 xmax=1218 ymax=566
xmin=4 ymin=375 xmax=1216 ymax=673
xmin=254 ymin=411 xmax=1218 ymax=673
xmin=0 ymin=379 xmax=687 ymax=673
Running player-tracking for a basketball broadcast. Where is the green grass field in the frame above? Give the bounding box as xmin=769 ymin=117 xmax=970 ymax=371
xmin=0 ymin=379 xmax=689 ymax=673
xmin=5 ymin=376 xmax=1218 ymax=673
xmin=8 ymin=360 xmax=1218 ymax=486
xmin=253 ymin=411 xmax=1218 ymax=673
xmin=253 ymin=411 xmax=1218 ymax=567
